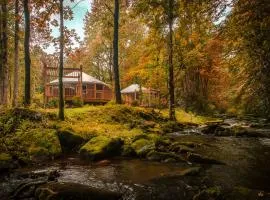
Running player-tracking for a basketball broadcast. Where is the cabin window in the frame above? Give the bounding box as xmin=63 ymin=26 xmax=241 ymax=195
xmin=49 ymin=86 xmax=53 ymax=96
xmin=89 ymin=84 xmax=94 ymax=89
xmin=65 ymin=87 xmax=75 ymax=96
xmin=53 ymin=87 xmax=58 ymax=96
xmin=82 ymin=85 xmax=87 ymax=95
xmin=96 ymin=84 xmax=103 ymax=90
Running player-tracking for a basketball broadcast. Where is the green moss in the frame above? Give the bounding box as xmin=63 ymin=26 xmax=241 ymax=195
xmin=80 ymin=136 xmax=123 ymax=160
xmin=131 ymin=138 xmax=153 ymax=155
xmin=16 ymin=128 xmax=62 ymax=160
xmin=0 ymin=153 xmax=12 ymax=161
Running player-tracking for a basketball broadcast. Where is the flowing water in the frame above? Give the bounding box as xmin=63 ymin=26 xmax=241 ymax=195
xmin=1 ymin=117 xmax=270 ymax=199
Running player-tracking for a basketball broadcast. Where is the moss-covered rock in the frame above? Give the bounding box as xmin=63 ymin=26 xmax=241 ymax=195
xmin=57 ymin=129 xmax=87 ymax=153
xmin=161 ymin=121 xmax=184 ymax=133
xmin=80 ymin=136 xmax=124 ymax=161
xmin=193 ymin=186 xmax=222 ymax=200
xmin=131 ymin=138 xmax=154 ymax=157
xmin=26 ymin=129 xmax=62 ymax=161
xmin=121 ymin=145 xmax=136 ymax=157
xmin=169 ymin=142 xmax=195 ymax=154
xmin=0 ymin=153 xmax=16 ymax=172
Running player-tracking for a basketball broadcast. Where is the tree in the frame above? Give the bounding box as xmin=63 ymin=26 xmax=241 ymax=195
xmin=224 ymin=0 xmax=270 ymax=116
xmin=0 ymin=0 xmax=8 ymax=105
xmin=24 ymin=0 xmax=31 ymax=106
xmin=59 ymin=0 xmax=64 ymax=120
xmin=168 ymin=0 xmax=175 ymax=120
xmin=13 ymin=0 xmax=20 ymax=107
xmin=113 ymin=0 xmax=122 ymax=104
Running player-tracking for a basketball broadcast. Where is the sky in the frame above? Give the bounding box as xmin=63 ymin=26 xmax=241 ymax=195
xmin=45 ymin=0 xmax=91 ymax=54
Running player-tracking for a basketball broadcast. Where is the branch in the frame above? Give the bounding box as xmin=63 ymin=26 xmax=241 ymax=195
xmin=104 ymin=3 xmax=114 ymax=15
xmin=71 ymin=0 xmax=87 ymax=10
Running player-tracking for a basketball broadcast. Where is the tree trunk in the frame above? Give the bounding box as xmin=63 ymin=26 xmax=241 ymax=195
xmin=168 ymin=0 xmax=176 ymax=120
xmin=13 ymin=0 xmax=19 ymax=107
xmin=0 ymin=4 xmax=2 ymax=104
xmin=58 ymin=0 xmax=65 ymax=120
xmin=113 ymin=0 xmax=122 ymax=104
xmin=1 ymin=0 xmax=8 ymax=105
xmin=24 ymin=0 xmax=31 ymax=106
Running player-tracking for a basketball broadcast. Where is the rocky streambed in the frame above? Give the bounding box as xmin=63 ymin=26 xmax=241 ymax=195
xmin=1 ymin=116 xmax=270 ymax=200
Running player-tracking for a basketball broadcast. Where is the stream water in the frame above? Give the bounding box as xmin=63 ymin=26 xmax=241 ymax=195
xmin=1 ymin=117 xmax=270 ymax=199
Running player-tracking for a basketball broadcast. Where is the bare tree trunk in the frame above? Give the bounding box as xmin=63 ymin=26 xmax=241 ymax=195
xmin=113 ymin=0 xmax=122 ymax=104
xmin=59 ymin=0 xmax=65 ymax=120
xmin=1 ymin=0 xmax=8 ymax=105
xmin=168 ymin=0 xmax=176 ymax=120
xmin=0 ymin=3 xmax=3 ymax=104
xmin=24 ymin=0 xmax=31 ymax=106
xmin=13 ymin=0 xmax=19 ymax=107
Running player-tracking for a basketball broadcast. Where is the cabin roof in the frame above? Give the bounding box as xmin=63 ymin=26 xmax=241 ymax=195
xmin=121 ymin=84 xmax=148 ymax=94
xmin=49 ymin=72 xmax=107 ymax=86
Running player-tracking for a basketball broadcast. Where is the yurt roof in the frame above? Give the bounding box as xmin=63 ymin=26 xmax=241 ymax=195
xmin=49 ymin=72 xmax=107 ymax=85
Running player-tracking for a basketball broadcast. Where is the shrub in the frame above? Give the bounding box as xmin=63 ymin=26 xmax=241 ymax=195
xmin=72 ymin=96 xmax=83 ymax=107
xmin=47 ymin=99 xmax=59 ymax=108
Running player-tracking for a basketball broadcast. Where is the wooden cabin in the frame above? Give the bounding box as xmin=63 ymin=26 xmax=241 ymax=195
xmin=45 ymin=72 xmax=112 ymax=103
xmin=121 ymin=84 xmax=159 ymax=107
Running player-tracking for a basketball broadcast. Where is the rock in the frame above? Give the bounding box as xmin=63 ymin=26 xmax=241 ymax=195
xmin=227 ymin=186 xmax=270 ymax=200
xmin=131 ymin=138 xmax=154 ymax=157
xmin=155 ymin=138 xmax=171 ymax=152
xmin=187 ymin=153 xmax=224 ymax=165
xmin=179 ymin=167 xmax=201 ymax=176
xmin=57 ymin=129 xmax=86 ymax=153
xmin=201 ymin=124 xmax=231 ymax=136
xmin=80 ymin=136 xmax=124 ymax=161
xmin=121 ymin=145 xmax=136 ymax=157
xmin=161 ymin=121 xmax=184 ymax=133
xmin=170 ymin=142 xmax=195 ymax=154
xmin=0 ymin=153 xmax=17 ymax=172
xmin=193 ymin=186 xmax=222 ymax=200
xmin=35 ymin=182 xmax=122 ymax=200
xmin=139 ymin=120 xmax=156 ymax=132
xmin=147 ymin=151 xmax=185 ymax=162
xmin=163 ymin=158 xmax=177 ymax=163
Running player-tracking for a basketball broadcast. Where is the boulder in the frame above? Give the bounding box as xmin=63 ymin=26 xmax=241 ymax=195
xmin=131 ymin=138 xmax=154 ymax=157
xmin=227 ymin=186 xmax=270 ymax=200
xmin=147 ymin=151 xmax=185 ymax=162
xmin=0 ymin=153 xmax=17 ymax=172
xmin=57 ymin=129 xmax=86 ymax=153
xmin=187 ymin=153 xmax=224 ymax=165
xmin=80 ymin=136 xmax=124 ymax=161
xmin=121 ymin=145 xmax=136 ymax=157
xmin=193 ymin=186 xmax=222 ymax=200
xmin=169 ymin=142 xmax=195 ymax=154
xmin=35 ymin=182 xmax=122 ymax=200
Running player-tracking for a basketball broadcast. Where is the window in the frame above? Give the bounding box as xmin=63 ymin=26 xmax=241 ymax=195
xmin=96 ymin=84 xmax=103 ymax=90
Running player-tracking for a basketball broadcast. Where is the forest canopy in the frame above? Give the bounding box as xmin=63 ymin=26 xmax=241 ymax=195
xmin=0 ymin=0 xmax=270 ymax=117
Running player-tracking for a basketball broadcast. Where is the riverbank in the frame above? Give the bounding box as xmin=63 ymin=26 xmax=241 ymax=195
xmin=1 ymin=105 xmax=270 ymax=199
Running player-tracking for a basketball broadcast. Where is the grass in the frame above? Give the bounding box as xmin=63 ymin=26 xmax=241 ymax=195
xmin=160 ymin=108 xmax=221 ymax=124
xmin=0 ymin=105 xmax=221 ymax=162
